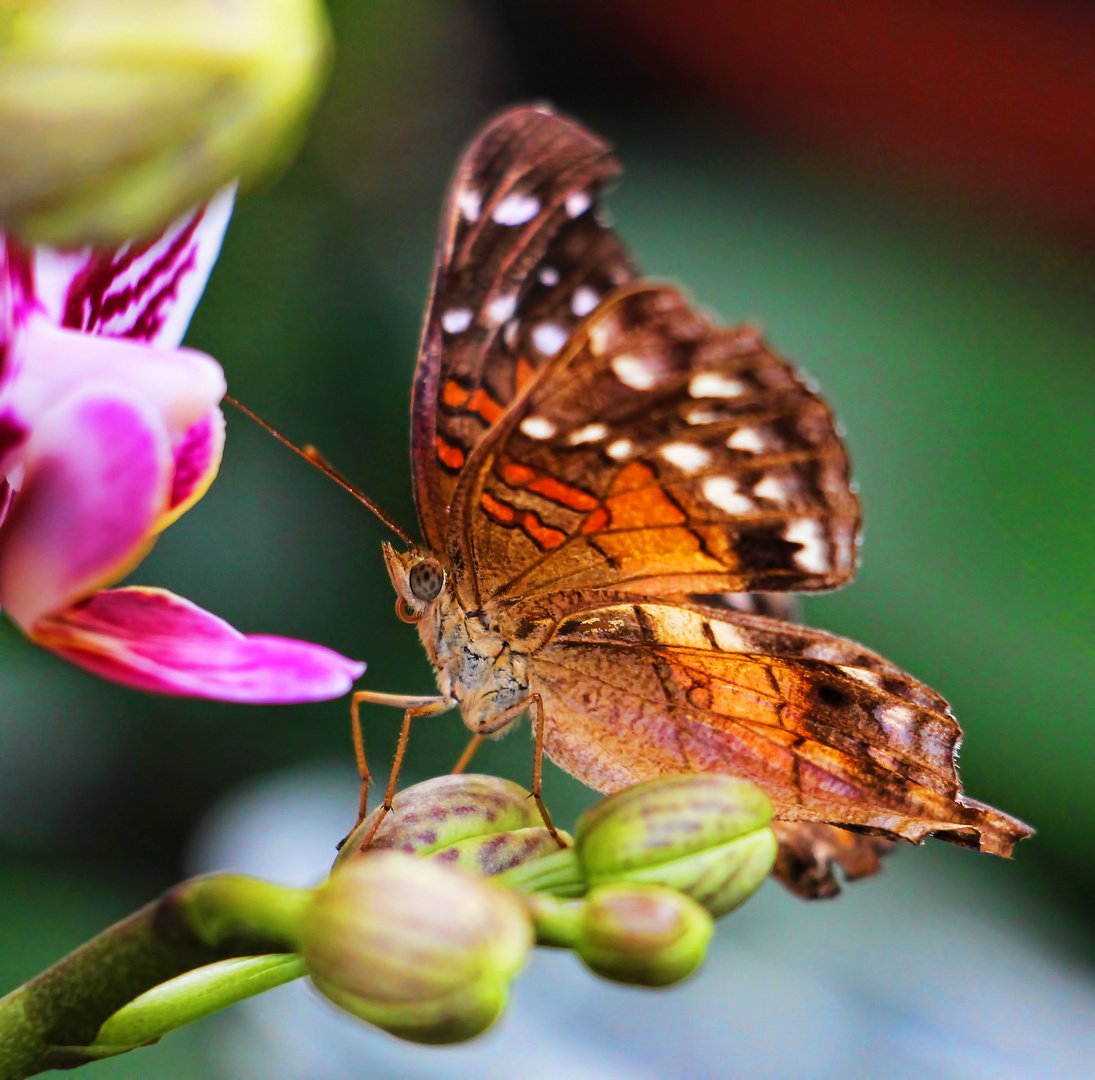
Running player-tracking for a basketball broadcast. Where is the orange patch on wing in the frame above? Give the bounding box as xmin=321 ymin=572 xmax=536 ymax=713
xmin=581 ymin=505 xmax=610 ymax=533
xmin=499 ymin=459 xmax=598 ymax=512
xmin=521 ymin=511 xmax=566 ymax=549
xmin=527 ymin=476 xmax=598 ymax=511
xmin=610 ymin=461 xmax=657 ymax=494
xmin=481 ymin=491 xmax=516 ymax=524
xmin=436 ymin=434 xmax=465 ymax=470
xmin=515 ymin=357 xmax=536 ymax=392
xmin=501 ymin=461 xmax=536 ymax=486
xmin=442 ymin=380 xmax=471 ymax=408
xmin=482 ymin=490 xmax=566 ymax=549
xmin=604 ymin=485 xmax=686 ymax=529
xmin=467 ymin=387 xmax=505 ymax=425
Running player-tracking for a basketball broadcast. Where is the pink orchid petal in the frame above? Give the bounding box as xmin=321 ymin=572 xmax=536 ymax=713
xmin=27 ymin=186 xmax=235 ymax=348
xmin=0 ymin=388 xmax=172 ymax=629
xmin=4 ymin=314 xmax=225 ymax=450
xmin=32 ymin=587 xmax=366 ymax=703
xmin=159 ymin=408 xmax=226 ymax=530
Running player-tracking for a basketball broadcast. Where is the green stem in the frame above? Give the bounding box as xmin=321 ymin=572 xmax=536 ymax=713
xmin=523 ymin=894 xmax=586 ymax=948
xmin=0 ymin=874 xmax=311 ymax=1080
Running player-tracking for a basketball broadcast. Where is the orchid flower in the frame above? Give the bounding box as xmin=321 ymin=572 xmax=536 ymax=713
xmin=0 ymin=189 xmax=364 ymax=702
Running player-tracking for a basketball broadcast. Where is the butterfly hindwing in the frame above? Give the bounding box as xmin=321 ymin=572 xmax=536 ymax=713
xmin=769 ymin=822 xmax=896 ymax=899
xmin=449 ymin=285 xmax=859 ymax=608
xmin=528 ymin=595 xmax=1030 ymax=856
xmin=412 ymin=105 xmax=636 ymax=552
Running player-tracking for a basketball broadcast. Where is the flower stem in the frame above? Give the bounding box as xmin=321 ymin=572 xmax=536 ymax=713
xmin=0 ymin=874 xmax=310 ymax=1079
xmin=523 ymin=894 xmax=586 ymax=948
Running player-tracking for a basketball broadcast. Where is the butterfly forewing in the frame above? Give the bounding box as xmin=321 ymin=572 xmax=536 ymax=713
xmin=449 ymin=285 xmax=859 ymax=608
xmin=412 ymin=106 xmax=636 ymax=552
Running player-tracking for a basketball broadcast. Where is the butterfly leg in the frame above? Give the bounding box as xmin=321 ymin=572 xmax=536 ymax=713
xmin=349 ymin=690 xmax=453 ymax=837
xmin=471 ymin=693 xmax=564 ymax=847
xmin=451 ymin=733 xmax=484 ymax=775
xmin=526 ymin=694 xmax=565 ymax=849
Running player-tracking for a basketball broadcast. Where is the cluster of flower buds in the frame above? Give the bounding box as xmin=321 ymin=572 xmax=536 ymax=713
xmin=0 ymin=0 xmax=331 ymax=246
xmin=300 ymin=773 xmax=777 ymax=1042
xmin=1 ymin=773 xmax=778 ymax=1057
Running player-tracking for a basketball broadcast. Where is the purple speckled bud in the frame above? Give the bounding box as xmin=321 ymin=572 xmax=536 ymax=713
xmin=334 ymin=774 xmax=570 ymax=876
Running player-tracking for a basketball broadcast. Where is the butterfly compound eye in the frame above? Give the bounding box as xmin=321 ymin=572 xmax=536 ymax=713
xmin=409 ymin=559 xmax=445 ymax=601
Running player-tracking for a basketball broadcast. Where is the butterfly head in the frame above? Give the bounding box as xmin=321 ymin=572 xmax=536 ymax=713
xmin=382 ymin=542 xmax=448 ymax=624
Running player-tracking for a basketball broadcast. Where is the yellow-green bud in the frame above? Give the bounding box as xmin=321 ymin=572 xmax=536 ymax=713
xmin=575 ymin=883 xmax=713 ymax=987
xmin=334 ymin=774 xmax=569 ymax=876
xmin=575 ymin=775 xmax=777 ymax=917
xmin=0 ymin=0 xmax=331 ymax=244
xmin=302 ymin=852 xmax=533 ymax=1045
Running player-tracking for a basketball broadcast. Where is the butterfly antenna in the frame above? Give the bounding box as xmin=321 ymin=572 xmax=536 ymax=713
xmin=224 ymin=394 xmax=417 ymax=547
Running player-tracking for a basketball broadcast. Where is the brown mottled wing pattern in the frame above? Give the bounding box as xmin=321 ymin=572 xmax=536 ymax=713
xmin=526 ymin=596 xmax=1031 ymax=856
xmin=411 ymin=105 xmax=636 ymax=552
xmin=448 ymin=285 xmax=859 ymax=609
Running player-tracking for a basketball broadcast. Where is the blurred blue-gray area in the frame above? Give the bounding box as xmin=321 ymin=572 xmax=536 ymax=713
xmin=0 ymin=2 xmax=1091 ymax=1076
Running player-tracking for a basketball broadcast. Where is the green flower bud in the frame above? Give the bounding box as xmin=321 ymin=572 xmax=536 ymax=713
xmin=0 ymin=0 xmax=331 ymax=244
xmin=302 ymin=852 xmax=532 ymax=1045
xmin=575 ymin=775 xmax=778 ymax=917
xmin=575 ymin=883 xmax=713 ymax=987
xmin=334 ymin=774 xmax=570 ymax=876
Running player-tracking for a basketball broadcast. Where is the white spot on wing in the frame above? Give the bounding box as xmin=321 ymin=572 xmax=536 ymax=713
xmin=754 ymin=475 xmax=791 ymax=503
xmin=803 ymin=642 xmax=851 ymax=663
xmin=843 ymin=667 xmax=885 ymax=690
xmin=493 ymin=193 xmax=541 ymax=226
xmin=441 ymin=308 xmax=473 ymax=334
xmin=606 ymin=439 xmax=634 ymax=460
xmin=873 ymin=703 xmax=917 ymax=750
xmin=702 ymin=477 xmax=754 ymax=515
xmin=503 ymin=319 xmax=519 ymax=348
xmin=785 ymin=519 xmax=829 ymax=573
xmin=708 ymin=621 xmax=752 ymax=652
xmin=457 ymin=189 xmax=481 ymax=222
xmin=569 ymin=423 xmax=608 ymax=445
xmin=685 ymin=408 xmax=720 ymax=425
xmin=485 ymin=293 xmax=517 ymax=325
xmin=538 ymin=266 xmax=560 ymax=286
xmin=611 ymin=353 xmax=661 ymax=390
xmin=728 ymin=427 xmax=765 ymax=453
xmin=660 ymin=442 xmax=711 ymax=474
xmin=520 ymin=416 xmax=556 ymax=440
xmin=919 ymin=721 xmax=951 ymax=765
xmin=588 ymin=321 xmax=612 ymax=355
xmin=571 ymin=286 xmax=599 ymax=317
xmin=532 ymin=322 xmax=567 ymax=356
xmin=566 ymin=191 xmax=591 ymax=217
xmin=689 ymin=372 xmax=746 ymax=398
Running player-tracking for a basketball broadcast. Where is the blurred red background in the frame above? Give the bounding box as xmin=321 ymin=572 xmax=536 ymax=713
xmin=585 ymin=0 xmax=1095 ymax=244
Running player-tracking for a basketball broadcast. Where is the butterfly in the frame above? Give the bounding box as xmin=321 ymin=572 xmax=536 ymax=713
xmin=321 ymin=104 xmax=1031 ymax=892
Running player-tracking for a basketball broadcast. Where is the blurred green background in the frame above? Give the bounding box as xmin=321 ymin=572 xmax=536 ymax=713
xmin=1 ymin=1 xmax=1092 ymax=1074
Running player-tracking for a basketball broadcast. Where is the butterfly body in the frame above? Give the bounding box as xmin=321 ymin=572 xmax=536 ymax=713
xmin=385 ymin=542 xmax=532 ymax=734
xmin=365 ymin=104 xmax=1031 ymax=875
